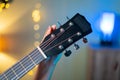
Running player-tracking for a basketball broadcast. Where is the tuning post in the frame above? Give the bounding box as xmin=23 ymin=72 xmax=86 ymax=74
xmin=68 ymin=38 xmax=73 ymax=43
xmin=51 ymin=34 xmax=55 ymax=38
xmin=57 ymin=21 xmax=61 ymax=26
xmin=60 ymin=28 xmax=65 ymax=32
xmin=69 ymin=22 xmax=74 ymax=26
xmin=58 ymin=45 xmax=64 ymax=50
xmin=74 ymin=43 xmax=80 ymax=50
xmin=64 ymin=50 xmax=72 ymax=57
xmin=66 ymin=16 xmax=70 ymax=20
xmin=77 ymin=32 xmax=81 ymax=36
xmin=82 ymin=37 xmax=88 ymax=43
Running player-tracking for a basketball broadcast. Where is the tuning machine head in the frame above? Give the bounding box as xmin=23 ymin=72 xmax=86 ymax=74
xmin=64 ymin=50 xmax=72 ymax=57
xmin=74 ymin=43 xmax=80 ymax=50
xmin=66 ymin=16 xmax=70 ymax=20
xmin=57 ymin=21 xmax=61 ymax=26
xmin=82 ymin=37 xmax=88 ymax=43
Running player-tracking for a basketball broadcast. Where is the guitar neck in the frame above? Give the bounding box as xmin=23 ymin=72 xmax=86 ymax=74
xmin=0 ymin=47 xmax=46 ymax=80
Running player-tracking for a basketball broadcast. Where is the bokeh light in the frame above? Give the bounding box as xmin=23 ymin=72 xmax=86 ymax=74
xmin=34 ymin=41 xmax=40 ymax=47
xmin=34 ymin=33 xmax=40 ymax=39
xmin=32 ymin=9 xmax=41 ymax=22
xmin=33 ymin=24 xmax=40 ymax=31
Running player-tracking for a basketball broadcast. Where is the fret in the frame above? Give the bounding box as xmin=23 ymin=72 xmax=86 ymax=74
xmin=11 ymin=62 xmax=27 ymax=79
xmin=11 ymin=68 xmax=19 ymax=80
xmin=3 ymin=73 xmax=8 ymax=80
xmin=28 ymin=54 xmax=36 ymax=66
xmin=19 ymin=61 xmax=27 ymax=72
xmin=0 ymin=48 xmax=45 ymax=80
xmin=20 ymin=55 xmax=35 ymax=70
xmin=29 ymin=49 xmax=45 ymax=64
xmin=2 ymin=68 xmax=16 ymax=80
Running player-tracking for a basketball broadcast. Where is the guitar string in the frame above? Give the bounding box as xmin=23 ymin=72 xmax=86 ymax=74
xmin=0 ymin=49 xmax=37 ymax=79
xmin=40 ymin=31 xmax=62 ymax=49
xmin=44 ymin=33 xmax=78 ymax=53
xmin=2 ymin=25 xmax=77 ymax=79
xmin=1 ymin=51 xmax=42 ymax=80
xmin=40 ymin=25 xmax=71 ymax=50
xmin=1 ymin=33 xmax=79 ymax=80
xmin=1 ymin=49 xmax=41 ymax=80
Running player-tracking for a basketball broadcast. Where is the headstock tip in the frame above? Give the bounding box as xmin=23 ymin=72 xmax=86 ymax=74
xmin=82 ymin=37 xmax=88 ymax=43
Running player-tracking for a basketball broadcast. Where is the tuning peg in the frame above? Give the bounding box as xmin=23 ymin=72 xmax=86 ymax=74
xmin=74 ymin=43 xmax=80 ymax=50
xmin=82 ymin=37 xmax=88 ymax=43
xmin=64 ymin=50 xmax=72 ymax=57
xmin=57 ymin=21 xmax=61 ymax=26
xmin=66 ymin=16 xmax=70 ymax=20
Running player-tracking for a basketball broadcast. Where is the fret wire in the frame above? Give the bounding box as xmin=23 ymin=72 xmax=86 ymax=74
xmin=11 ymin=61 xmax=27 ymax=78
xmin=2 ymin=68 xmax=16 ymax=80
xmin=1 ymin=49 xmax=37 ymax=80
xmin=1 ymin=48 xmax=45 ymax=80
xmin=28 ymin=53 xmax=37 ymax=66
xmin=15 ymin=50 xmax=44 ymax=78
xmin=25 ymin=48 xmax=44 ymax=64
xmin=3 ymin=73 xmax=8 ymax=80
xmin=19 ymin=61 xmax=27 ymax=73
xmin=31 ymin=50 xmax=43 ymax=64
xmin=19 ymin=49 xmax=38 ymax=68
xmin=20 ymin=56 xmax=35 ymax=71
xmin=11 ymin=68 xmax=19 ymax=80
xmin=13 ymin=49 xmax=40 ymax=75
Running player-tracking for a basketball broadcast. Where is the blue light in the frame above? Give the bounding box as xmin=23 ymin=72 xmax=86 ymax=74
xmin=100 ymin=13 xmax=115 ymax=35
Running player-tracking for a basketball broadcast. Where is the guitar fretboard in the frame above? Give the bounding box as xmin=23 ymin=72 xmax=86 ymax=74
xmin=0 ymin=48 xmax=45 ymax=80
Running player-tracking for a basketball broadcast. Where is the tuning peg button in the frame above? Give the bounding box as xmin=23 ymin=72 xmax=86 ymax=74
xmin=74 ymin=44 xmax=80 ymax=50
xmin=82 ymin=37 xmax=88 ymax=43
xmin=57 ymin=21 xmax=61 ymax=26
xmin=64 ymin=50 xmax=72 ymax=57
xmin=77 ymin=32 xmax=81 ymax=36
xmin=58 ymin=45 xmax=64 ymax=50
xmin=69 ymin=22 xmax=74 ymax=26
xmin=51 ymin=34 xmax=55 ymax=38
xmin=66 ymin=16 xmax=70 ymax=20
xmin=68 ymin=38 xmax=73 ymax=43
xmin=60 ymin=28 xmax=65 ymax=32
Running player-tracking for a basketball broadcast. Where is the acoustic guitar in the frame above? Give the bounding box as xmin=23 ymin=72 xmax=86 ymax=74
xmin=0 ymin=13 xmax=92 ymax=80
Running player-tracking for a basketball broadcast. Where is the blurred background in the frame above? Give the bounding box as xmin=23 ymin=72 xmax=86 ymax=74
xmin=0 ymin=0 xmax=120 ymax=80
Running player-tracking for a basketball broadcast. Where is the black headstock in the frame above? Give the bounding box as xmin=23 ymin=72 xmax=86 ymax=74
xmin=39 ymin=13 xmax=92 ymax=57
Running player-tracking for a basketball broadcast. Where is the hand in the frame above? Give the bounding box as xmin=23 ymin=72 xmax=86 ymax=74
xmin=34 ymin=25 xmax=62 ymax=80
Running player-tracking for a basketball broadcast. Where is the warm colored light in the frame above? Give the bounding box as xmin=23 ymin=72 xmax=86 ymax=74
xmin=34 ymin=41 xmax=40 ymax=47
xmin=0 ymin=7 xmax=2 ymax=12
xmin=33 ymin=15 xmax=40 ymax=22
xmin=1 ymin=3 xmax=5 ymax=8
xmin=28 ymin=70 xmax=34 ymax=76
xmin=5 ymin=0 xmax=9 ymax=2
xmin=5 ymin=3 xmax=10 ymax=9
xmin=32 ymin=9 xmax=41 ymax=22
xmin=34 ymin=24 xmax=40 ymax=31
xmin=0 ymin=52 xmax=16 ymax=73
xmin=34 ymin=33 xmax=40 ymax=39
xmin=100 ymin=13 xmax=115 ymax=35
xmin=0 ymin=36 xmax=7 ymax=52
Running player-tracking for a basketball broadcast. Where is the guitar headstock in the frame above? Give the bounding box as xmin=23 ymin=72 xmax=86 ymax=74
xmin=39 ymin=13 xmax=92 ymax=57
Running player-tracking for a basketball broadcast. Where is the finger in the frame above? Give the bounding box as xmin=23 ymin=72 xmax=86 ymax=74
xmin=51 ymin=25 xmax=56 ymax=31
xmin=44 ymin=26 xmax=52 ymax=37
xmin=41 ymin=26 xmax=52 ymax=42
